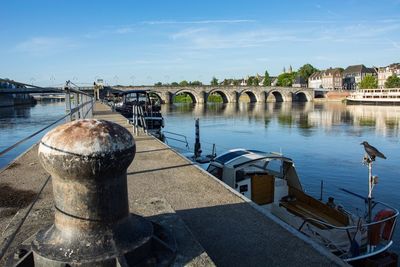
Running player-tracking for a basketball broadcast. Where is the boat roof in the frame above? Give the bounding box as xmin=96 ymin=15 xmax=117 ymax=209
xmin=213 ymin=148 xmax=292 ymax=168
xmin=118 ymin=90 xmax=150 ymax=95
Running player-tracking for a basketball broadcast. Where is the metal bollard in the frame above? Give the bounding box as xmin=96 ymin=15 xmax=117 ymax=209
xmin=9 ymin=119 xmax=176 ymax=266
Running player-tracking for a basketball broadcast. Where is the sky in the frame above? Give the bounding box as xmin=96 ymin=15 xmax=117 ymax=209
xmin=1 ymin=0 xmax=400 ymax=86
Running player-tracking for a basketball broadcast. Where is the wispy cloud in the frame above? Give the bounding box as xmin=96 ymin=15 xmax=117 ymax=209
xmin=142 ymin=19 xmax=255 ymax=25
xmin=15 ymin=37 xmax=78 ymax=55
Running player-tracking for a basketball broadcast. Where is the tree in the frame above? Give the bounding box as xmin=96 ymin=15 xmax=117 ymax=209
xmin=253 ymin=77 xmax=259 ymax=86
xmin=263 ymin=70 xmax=271 ymax=86
xmin=385 ymin=74 xmax=400 ymax=88
xmin=247 ymin=76 xmax=255 ymax=86
xmin=232 ymin=80 xmax=240 ymax=86
xmin=359 ymin=75 xmax=378 ymax=89
xmin=154 ymin=82 xmax=162 ymax=86
xmin=211 ymin=76 xmax=218 ymax=86
xmin=179 ymin=80 xmax=189 ymax=86
xmin=298 ymin=64 xmax=319 ymax=81
xmin=171 ymin=82 xmax=179 ymax=86
xmin=276 ymin=72 xmax=296 ymax=87
xmin=190 ymin=80 xmax=202 ymax=86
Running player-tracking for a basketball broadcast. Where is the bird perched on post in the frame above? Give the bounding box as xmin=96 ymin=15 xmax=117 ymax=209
xmin=361 ymin=141 xmax=386 ymax=161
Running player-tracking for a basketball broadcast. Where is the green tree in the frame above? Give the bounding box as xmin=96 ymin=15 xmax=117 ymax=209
xmin=247 ymin=76 xmax=255 ymax=86
xmin=211 ymin=76 xmax=218 ymax=86
xmin=276 ymin=72 xmax=296 ymax=87
xmin=385 ymin=74 xmax=400 ymax=88
xmin=298 ymin=64 xmax=319 ymax=81
xmin=232 ymin=80 xmax=240 ymax=86
xmin=190 ymin=80 xmax=202 ymax=86
xmin=179 ymin=80 xmax=189 ymax=86
xmin=154 ymin=82 xmax=162 ymax=86
xmin=171 ymin=82 xmax=179 ymax=86
xmin=253 ymin=77 xmax=259 ymax=86
xmin=223 ymin=79 xmax=231 ymax=86
xmin=263 ymin=70 xmax=271 ymax=86
xmin=359 ymin=75 xmax=378 ymax=89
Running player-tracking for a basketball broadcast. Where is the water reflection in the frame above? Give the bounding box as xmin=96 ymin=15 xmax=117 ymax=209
xmin=163 ymin=102 xmax=400 ymax=138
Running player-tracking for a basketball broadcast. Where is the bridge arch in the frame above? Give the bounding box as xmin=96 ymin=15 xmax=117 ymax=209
xmin=266 ymin=90 xmax=285 ymax=102
xmin=238 ymin=89 xmax=258 ymax=102
xmin=293 ymin=90 xmax=312 ymax=102
xmin=208 ymin=89 xmax=230 ymax=103
xmin=173 ymin=88 xmax=201 ymax=103
xmin=148 ymin=91 xmax=164 ymax=104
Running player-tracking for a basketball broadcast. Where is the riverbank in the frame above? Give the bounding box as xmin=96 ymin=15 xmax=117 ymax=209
xmin=0 ymin=102 xmax=345 ymax=266
xmin=0 ymin=94 xmax=36 ymax=107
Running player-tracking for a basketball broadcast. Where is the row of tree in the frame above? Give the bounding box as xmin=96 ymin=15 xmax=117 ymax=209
xmin=154 ymin=80 xmax=203 ymax=87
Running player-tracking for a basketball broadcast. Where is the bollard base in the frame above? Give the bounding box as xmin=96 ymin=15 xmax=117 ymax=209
xmin=7 ymin=216 xmax=176 ymax=267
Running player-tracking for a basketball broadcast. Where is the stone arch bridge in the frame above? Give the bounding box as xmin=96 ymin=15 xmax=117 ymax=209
xmin=112 ymin=86 xmax=314 ymax=104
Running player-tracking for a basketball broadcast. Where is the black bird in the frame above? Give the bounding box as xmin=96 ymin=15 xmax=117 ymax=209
xmin=361 ymin=141 xmax=387 ymax=160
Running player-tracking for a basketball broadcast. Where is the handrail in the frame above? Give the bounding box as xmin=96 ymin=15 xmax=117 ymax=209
xmin=292 ymin=200 xmax=399 ymax=261
xmin=0 ymin=99 xmax=93 ymax=157
xmin=296 ymin=201 xmax=398 ymax=231
xmin=163 ymin=131 xmax=190 ymax=149
xmin=0 ymin=175 xmax=51 ymax=260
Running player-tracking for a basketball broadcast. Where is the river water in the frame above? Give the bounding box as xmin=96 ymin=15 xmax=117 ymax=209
xmin=1 ymin=101 xmax=399 ymax=253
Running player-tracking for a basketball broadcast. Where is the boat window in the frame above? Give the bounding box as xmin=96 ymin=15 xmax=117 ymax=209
xmin=214 ymin=150 xmax=250 ymax=164
xmin=265 ymin=159 xmax=282 ymax=175
xmin=207 ymin=165 xmax=223 ymax=180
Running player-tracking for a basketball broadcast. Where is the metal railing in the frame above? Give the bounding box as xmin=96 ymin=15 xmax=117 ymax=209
xmin=0 ymin=81 xmax=93 ymax=158
xmin=294 ymin=200 xmax=398 ymax=262
xmin=132 ymin=104 xmax=148 ymax=135
xmin=0 ymin=79 xmax=94 ymax=261
xmin=163 ymin=131 xmax=190 ymax=150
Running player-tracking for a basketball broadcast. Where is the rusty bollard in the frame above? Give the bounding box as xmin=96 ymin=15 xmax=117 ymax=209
xmin=24 ymin=119 xmax=175 ymax=266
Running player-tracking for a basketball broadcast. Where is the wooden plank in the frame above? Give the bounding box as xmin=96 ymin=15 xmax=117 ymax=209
xmin=288 ymin=187 xmax=349 ymax=226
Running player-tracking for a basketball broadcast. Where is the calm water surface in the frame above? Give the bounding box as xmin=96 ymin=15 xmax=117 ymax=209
xmin=0 ymin=102 xmax=65 ymax=168
xmin=1 ymin=101 xmax=399 ymax=253
xmin=162 ymin=102 xmax=400 ymax=253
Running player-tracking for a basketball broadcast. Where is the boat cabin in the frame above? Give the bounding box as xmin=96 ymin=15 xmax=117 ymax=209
xmin=207 ymin=149 xmax=302 ymax=205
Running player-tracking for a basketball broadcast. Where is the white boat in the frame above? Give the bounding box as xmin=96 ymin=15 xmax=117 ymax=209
xmin=347 ymin=88 xmax=400 ymax=104
xmin=206 ymin=149 xmax=398 ymax=263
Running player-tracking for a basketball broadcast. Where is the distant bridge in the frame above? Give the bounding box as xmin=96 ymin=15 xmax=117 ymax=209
xmin=113 ymin=86 xmax=315 ymax=103
xmin=0 ymin=81 xmax=315 ymax=103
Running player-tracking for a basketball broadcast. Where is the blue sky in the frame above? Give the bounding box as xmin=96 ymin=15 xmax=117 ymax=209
xmin=1 ymin=0 xmax=400 ymax=86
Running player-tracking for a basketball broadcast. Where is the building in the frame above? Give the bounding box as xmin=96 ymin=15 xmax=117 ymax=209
xmin=308 ymin=71 xmax=322 ymax=89
xmin=321 ymin=68 xmax=343 ymax=90
xmin=377 ymin=63 xmax=400 ymax=88
xmin=343 ymin=64 xmax=377 ymax=90
xmin=292 ymin=76 xmax=307 ymax=88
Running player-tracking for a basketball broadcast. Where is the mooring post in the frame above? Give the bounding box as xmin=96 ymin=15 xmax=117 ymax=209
xmin=194 ymin=118 xmax=201 ymax=158
xmin=9 ymin=119 xmax=176 ymax=266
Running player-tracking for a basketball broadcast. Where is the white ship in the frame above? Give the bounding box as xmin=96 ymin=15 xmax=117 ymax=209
xmin=347 ymin=88 xmax=400 ymax=104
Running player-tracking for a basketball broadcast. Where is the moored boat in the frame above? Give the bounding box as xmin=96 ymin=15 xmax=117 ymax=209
xmin=114 ymin=90 xmax=164 ymax=137
xmin=347 ymin=88 xmax=400 ymax=105
xmin=206 ymin=148 xmax=398 ymax=263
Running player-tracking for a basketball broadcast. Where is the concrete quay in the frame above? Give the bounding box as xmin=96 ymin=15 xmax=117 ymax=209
xmin=0 ymin=102 xmax=346 ymax=266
